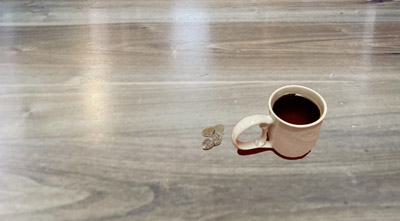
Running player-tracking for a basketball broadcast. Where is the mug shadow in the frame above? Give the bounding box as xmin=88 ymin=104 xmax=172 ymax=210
xmin=237 ymin=148 xmax=311 ymax=160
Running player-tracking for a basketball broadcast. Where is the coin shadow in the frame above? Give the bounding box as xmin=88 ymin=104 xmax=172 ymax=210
xmin=237 ymin=148 xmax=310 ymax=160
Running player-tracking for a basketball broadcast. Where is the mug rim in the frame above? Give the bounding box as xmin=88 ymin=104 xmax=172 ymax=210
xmin=268 ymin=85 xmax=327 ymax=128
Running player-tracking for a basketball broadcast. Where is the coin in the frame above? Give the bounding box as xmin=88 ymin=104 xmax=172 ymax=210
xmin=210 ymin=133 xmax=222 ymax=146
xmin=202 ymin=126 xmax=215 ymax=137
xmin=202 ymin=137 xmax=214 ymax=150
xmin=214 ymin=124 xmax=224 ymax=134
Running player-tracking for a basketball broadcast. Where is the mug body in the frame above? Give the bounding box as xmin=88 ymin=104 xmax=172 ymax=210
xmin=268 ymin=116 xmax=323 ymax=157
xmin=268 ymin=85 xmax=327 ymax=158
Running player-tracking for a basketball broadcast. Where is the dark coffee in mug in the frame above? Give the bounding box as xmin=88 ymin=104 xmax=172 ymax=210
xmin=273 ymin=94 xmax=320 ymax=125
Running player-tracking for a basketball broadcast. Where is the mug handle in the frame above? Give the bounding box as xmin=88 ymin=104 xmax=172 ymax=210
xmin=232 ymin=114 xmax=274 ymax=150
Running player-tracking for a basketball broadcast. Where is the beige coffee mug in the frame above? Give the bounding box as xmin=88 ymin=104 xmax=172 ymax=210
xmin=232 ymin=85 xmax=327 ymax=158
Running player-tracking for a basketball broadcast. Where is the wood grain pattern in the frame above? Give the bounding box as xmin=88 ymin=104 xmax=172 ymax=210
xmin=1 ymin=0 xmax=400 ymax=25
xmin=1 ymin=0 xmax=400 ymax=220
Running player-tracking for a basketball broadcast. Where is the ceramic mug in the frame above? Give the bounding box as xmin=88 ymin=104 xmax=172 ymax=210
xmin=231 ymin=85 xmax=327 ymax=158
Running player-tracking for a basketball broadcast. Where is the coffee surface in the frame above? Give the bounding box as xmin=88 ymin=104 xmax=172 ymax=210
xmin=273 ymin=94 xmax=320 ymax=125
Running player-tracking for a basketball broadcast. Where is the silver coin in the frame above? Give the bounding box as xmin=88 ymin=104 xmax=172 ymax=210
xmin=202 ymin=126 xmax=215 ymax=137
xmin=214 ymin=124 xmax=224 ymax=134
xmin=210 ymin=133 xmax=222 ymax=146
xmin=202 ymin=137 xmax=215 ymax=150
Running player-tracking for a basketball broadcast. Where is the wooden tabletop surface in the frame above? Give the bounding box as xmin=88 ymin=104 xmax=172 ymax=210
xmin=1 ymin=0 xmax=400 ymax=220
